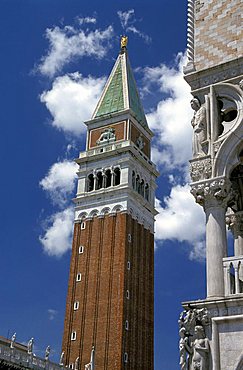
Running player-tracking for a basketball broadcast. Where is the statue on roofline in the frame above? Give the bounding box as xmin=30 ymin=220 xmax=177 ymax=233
xmin=121 ymin=35 xmax=128 ymax=49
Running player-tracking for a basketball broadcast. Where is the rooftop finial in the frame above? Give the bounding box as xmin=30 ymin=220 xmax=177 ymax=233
xmin=120 ymin=35 xmax=128 ymax=50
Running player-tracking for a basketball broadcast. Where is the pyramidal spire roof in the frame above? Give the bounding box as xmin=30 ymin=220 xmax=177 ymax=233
xmin=92 ymin=41 xmax=148 ymax=128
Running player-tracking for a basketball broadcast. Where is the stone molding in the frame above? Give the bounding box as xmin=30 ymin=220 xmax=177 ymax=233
xmin=190 ymin=177 xmax=232 ymax=208
xmin=184 ymin=57 xmax=243 ymax=91
xmin=74 ymin=204 xmax=154 ymax=233
xmin=189 ymin=156 xmax=212 ymax=182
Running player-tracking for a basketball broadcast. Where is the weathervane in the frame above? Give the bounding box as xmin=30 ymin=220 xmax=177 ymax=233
xmin=120 ymin=35 xmax=128 ymax=50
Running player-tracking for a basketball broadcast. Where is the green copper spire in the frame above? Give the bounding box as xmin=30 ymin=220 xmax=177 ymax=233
xmin=92 ymin=38 xmax=148 ymax=128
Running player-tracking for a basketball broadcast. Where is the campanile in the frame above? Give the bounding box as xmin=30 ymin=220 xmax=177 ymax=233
xmin=61 ymin=37 xmax=158 ymax=370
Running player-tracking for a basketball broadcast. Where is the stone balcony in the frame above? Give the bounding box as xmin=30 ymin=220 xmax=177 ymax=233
xmin=0 ymin=343 xmax=62 ymax=370
xmin=223 ymin=255 xmax=243 ymax=296
xmin=78 ymin=140 xmax=156 ymax=169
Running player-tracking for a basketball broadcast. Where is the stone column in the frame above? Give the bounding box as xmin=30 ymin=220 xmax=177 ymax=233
xmin=191 ymin=179 xmax=231 ymax=298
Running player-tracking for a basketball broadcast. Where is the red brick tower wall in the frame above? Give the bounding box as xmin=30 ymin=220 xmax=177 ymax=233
xmin=62 ymin=212 xmax=154 ymax=370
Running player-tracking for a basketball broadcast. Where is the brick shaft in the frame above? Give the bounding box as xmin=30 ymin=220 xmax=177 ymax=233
xmin=62 ymin=212 xmax=154 ymax=370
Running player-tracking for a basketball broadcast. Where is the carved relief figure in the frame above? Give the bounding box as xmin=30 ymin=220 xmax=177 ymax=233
xmin=190 ymin=98 xmax=207 ymax=158
xmin=179 ymin=327 xmax=191 ymax=370
xmin=191 ymin=326 xmax=209 ymax=370
xmin=96 ymin=128 xmax=116 ymax=146
xmin=136 ymin=134 xmax=145 ymax=150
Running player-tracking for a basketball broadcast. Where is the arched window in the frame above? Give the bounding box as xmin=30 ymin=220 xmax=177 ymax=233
xmin=87 ymin=173 xmax=94 ymax=192
xmin=114 ymin=167 xmax=121 ymax=186
xmin=136 ymin=175 xmax=140 ymax=192
xmin=104 ymin=169 xmax=112 ymax=188
xmin=145 ymin=183 xmax=149 ymax=201
xmin=132 ymin=171 xmax=135 ymax=189
xmin=96 ymin=171 xmax=103 ymax=190
xmin=140 ymin=179 xmax=145 ymax=196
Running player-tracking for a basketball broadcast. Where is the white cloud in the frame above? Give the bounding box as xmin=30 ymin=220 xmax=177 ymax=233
xmin=38 ymin=24 xmax=113 ymax=77
xmin=77 ymin=17 xmax=97 ymax=25
xmin=40 ymin=160 xmax=78 ymax=207
xmin=40 ymin=73 xmax=105 ymax=135
xmin=39 ymin=207 xmax=74 ymax=257
xmin=155 ymin=184 xmax=205 ymax=261
xmin=117 ymin=9 xmax=151 ymax=43
xmin=48 ymin=309 xmax=58 ymax=321
xmin=117 ymin=9 xmax=135 ymax=29
xmin=145 ymin=53 xmax=192 ymax=171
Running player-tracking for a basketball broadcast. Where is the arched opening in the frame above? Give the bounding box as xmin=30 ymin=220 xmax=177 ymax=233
xmin=136 ymin=175 xmax=140 ymax=192
xmin=113 ymin=167 xmax=121 ymax=186
xmin=132 ymin=171 xmax=135 ymax=189
xmin=230 ymin=163 xmax=243 ymax=212
xmin=96 ymin=171 xmax=103 ymax=190
xmin=87 ymin=173 xmax=94 ymax=192
xmin=140 ymin=179 xmax=145 ymax=196
xmin=105 ymin=169 xmax=112 ymax=188
xmin=145 ymin=183 xmax=149 ymax=201
xmin=217 ymin=97 xmax=238 ymax=136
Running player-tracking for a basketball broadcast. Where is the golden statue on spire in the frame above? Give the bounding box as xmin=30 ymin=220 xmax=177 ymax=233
xmin=121 ymin=35 xmax=128 ymax=49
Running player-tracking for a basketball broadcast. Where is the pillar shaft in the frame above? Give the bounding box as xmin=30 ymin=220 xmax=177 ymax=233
xmin=205 ymin=204 xmax=227 ymax=298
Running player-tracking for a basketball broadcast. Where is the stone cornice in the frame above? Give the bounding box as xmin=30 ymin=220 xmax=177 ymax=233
xmin=184 ymin=57 xmax=243 ymax=92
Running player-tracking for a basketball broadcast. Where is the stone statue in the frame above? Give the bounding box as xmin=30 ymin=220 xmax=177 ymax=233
xmin=96 ymin=128 xmax=116 ymax=146
xmin=85 ymin=346 xmax=95 ymax=370
xmin=75 ymin=356 xmax=79 ymax=370
xmin=10 ymin=332 xmax=16 ymax=349
xmin=121 ymin=35 xmax=128 ymax=49
xmin=191 ymin=326 xmax=209 ymax=370
xmin=239 ymin=79 xmax=243 ymax=90
xmin=136 ymin=134 xmax=145 ymax=150
xmin=45 ymin=345 xmax=51 ymax=361
xmin=179 ymin=327 xmax=191 ymax=370
xmin=59 ymin=351 xmax=65 ymax=366
xmin=27 ymin=338 xmax=34 ymax=355
xmin=190 ymin=98 xmax=207 ymax=158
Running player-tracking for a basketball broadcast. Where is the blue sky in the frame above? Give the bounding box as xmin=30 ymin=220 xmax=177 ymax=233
xmin=0 ymin=1 xmax=207 ymax=369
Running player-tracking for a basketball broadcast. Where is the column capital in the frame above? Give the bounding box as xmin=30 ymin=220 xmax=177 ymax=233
xmin=191 ymin=177 xmax=232 ymax=210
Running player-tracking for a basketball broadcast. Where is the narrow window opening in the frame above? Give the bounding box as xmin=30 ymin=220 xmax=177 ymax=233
xmin=74 ymin=301 xmax=79 ymax=310
xmin=132 ymin=171 xmax=135 ymax=189
xmin=127 ymin=261 xmax=131 ymax=270
xmin=69 ymin=364 xmax=74 ymax=369
xmin=124 ymin=353 xmax=128 ymax=363
xmin=81 ymin=222 xmax=86 ymax=230
xmin=96 ymin=171 xmax=103 ymax=190
xmin=87 ymin=173 xmax=94 ymax=192
xmin=71 ymin=332 xmax=76 ymax=341
xmin=145 ymin=184 xmax=149 ymax=201
xmin=105 ymin=169 xmax=112 ymax=188
xmin=140 ymin=179 xmax=145 ymax=196
xmin=76 ymin=273 xmax=82 ymax=282
xmin=79 ymin=246 xmax=84 ymax=254
xmin=114 ymin=167 xmax=121 ymax=186
xmin=128 ymin=234 xmax=132 ymax=243
xmin=125 ymin=320 xmax=129 ymax=331
xmin=136 ymin=175 xmax=140 ymax=192
xmin=126 ymin=290 xmax=130 ymax=299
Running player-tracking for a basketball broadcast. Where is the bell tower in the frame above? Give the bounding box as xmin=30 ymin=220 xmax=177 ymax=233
xmin=179 ymin=1 xmax=243 ymax=369
xmin=61 ymin=37 xmax=158 ymax=370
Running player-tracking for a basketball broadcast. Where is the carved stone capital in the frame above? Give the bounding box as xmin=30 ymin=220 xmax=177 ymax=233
xmin=189 ymin=157 xmax=212 ymax=182
xmin=190 ymin=178 xmax=232 ymax=209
